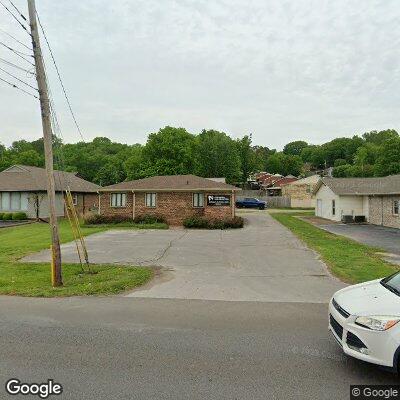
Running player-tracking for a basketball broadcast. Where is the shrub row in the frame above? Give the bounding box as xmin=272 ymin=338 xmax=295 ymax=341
xmin=83 ymin=213 xmax=167 ymax=225
xmin=183 ymin=216 xmax=244 ymax=229
xmin=0 ymin=212 xmax=27 ymax=221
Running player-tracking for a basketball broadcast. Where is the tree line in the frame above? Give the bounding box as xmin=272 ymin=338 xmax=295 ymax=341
xmin=0 ymin=127 xmax=399 ymax=185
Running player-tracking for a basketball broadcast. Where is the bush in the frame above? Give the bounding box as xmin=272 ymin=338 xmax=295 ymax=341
xmin=134 ymin=214 xmax=166 ymax=224
xmin=183 ymin=216 xmax=244 ymax=229
xmin=183 ymin=216 xmax=209 ymax=229
xmin=12 ymin=212 xmax=27 ymax=220
xmin=0 ymin=213 xmax=4 ymax=220
xmin=2 ymin=213 xmax=13 ymax=220
xmin=83 ymin=213 xmax=167 ymax=225
xmin=83 ymin=214 xmax=132 ymax=225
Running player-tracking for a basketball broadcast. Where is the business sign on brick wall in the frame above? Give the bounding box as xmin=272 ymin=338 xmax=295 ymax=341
xmin=207 ymin=194 xmax=231 ymax=206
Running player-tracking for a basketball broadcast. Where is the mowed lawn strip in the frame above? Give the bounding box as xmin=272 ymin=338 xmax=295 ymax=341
xmin=0 ymin=220 xmax=152 ymax=297
xmin=270 ymin=212 xmax=398 ymax=284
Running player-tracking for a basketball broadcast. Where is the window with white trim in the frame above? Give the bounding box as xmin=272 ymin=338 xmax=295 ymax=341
xmin=193 ymin=193 xmax=204 ymax=208
xmin=72 ymin=194 xmax=78 ymax=206
xmin=0 ymin=192 xmax=28 ymax=211
xmin=145 ymin=193 xmax=156 ymax=207
xmin=332 ymin=199 xmax=336 ymax=216
xmin=393 ymin=200 xmax=399 ymax=216
xmin=110 ymin=193 xmax=126 ymax=208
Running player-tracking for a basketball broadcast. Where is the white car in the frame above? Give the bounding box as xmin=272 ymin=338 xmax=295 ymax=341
xmin=329 ymin=272 xmax=400 ymax=372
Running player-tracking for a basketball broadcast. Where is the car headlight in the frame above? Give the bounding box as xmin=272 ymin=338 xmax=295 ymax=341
xmin=355 ymin=316 xmax=400 ymax=331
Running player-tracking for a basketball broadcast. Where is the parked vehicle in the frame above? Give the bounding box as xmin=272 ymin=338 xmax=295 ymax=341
xmin=329 ymin=272 xmax=400 ymax=372
xmin=236 ymin=198 xmax=266 ymax=210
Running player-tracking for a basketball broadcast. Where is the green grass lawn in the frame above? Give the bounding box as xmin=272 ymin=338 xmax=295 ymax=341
xmin=0 ymin=220 xmax=152 ymax=297
xmin=270 ymin=212 xmax=398 ymax=284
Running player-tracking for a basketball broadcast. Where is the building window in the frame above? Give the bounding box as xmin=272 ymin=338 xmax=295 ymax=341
xmin=110 ymin=193 xmax=126 ymax=208
xmin=332 ymin=199 xmax=336 ymax=216
xmin=72 ymin=194 xmax=78 ymax=206
xmin=0 ymin=192 xmax=28 ymax=211
xmin=145 ymin=193 xmax=156 ymax=208
xmin=193 ymin=193 xmax=204 ymax=208
xmin=393 ymin=200 xmax=399 ymax=216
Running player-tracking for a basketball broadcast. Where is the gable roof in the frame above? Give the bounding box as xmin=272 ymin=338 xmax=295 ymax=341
xmin=101 ymin=175 xmax=240 ymax=192
xmin=286 ymin=174 xmax=320 ymax=186
xmin=313 ymin=175 xmax=400 ymax=196
xmin=0 ymin=165 xmax=100 ymax=193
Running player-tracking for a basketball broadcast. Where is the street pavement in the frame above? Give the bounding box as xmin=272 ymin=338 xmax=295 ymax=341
xmin=0 ymin=297 xmax=397 ymax=400
xmin=23 ymin=212 xmax=344 ymax=302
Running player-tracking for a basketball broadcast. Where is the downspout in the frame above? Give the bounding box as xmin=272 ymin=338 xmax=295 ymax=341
xmin=132 ymin=191 xmax=136 ymax=221
xmin=232 ymin=189 xmax=235 ymax=217
xmin=97 ymin=191 xmax=101 ymax=215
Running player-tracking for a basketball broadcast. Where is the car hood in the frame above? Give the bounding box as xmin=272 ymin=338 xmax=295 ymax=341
xmin=334 ymin=279 xmax=400 ymax=316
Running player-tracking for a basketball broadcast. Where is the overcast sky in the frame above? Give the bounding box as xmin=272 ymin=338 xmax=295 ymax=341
xmin=0 ymin=0 xmax=399 ymax=150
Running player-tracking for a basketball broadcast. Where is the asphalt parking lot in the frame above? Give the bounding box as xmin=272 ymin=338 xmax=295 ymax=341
xmin=23 ymin=212 xmax=344 ymax=302
xmin=319 ymin=223 xmax=400 ymax=264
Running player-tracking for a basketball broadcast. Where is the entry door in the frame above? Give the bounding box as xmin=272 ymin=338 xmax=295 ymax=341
xmin=316 ymin=199 xmax=322 ymax=217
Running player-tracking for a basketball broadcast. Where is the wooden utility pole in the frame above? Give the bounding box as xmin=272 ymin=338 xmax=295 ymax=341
xmin=27 ymin=0 xmax=62 ymax=286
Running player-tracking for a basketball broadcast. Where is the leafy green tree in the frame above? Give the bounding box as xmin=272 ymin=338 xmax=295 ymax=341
xmin=236 ymin=135 xmax=256 ymax=182
xmin=374 ymin=137 xmax=400 ymax=176
xmin=363 ymin=129 xmax=399 ymax=145
xmin=252 ymin=145 xmax=275 ymax=171
xmin=141 ymin=126 xmax=195 ymax=176
xmin=266 ymin=152 xmax=302 ymax=176
xmin=13 ymin=150 xmax=43 ymax=167
xmin=193 ymin=129 xmax=242 ymax=183
xmin=283 ymin=140 xmax=308 ymax=156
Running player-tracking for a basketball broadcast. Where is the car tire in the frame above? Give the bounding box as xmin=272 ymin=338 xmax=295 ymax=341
xmin=259 ymin=206 xmax=265 ymax=210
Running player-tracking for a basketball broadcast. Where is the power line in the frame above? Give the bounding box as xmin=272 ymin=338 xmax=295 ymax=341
xmin=0 ymin=27 xmax=31 ymax=50
xmin=0 ymin=0 xmax=30 ymax=35
xmin=8 ymin=0 xmax=28 ymax=22
xmin=0 ymin=75 xmax=38 ymax=98
xmin=0 ymin=56 xmax=34 ymax=74
xmin=0 ymin=65 xmax=38 ymax=91
xmin=0 ymin=41 xmax=34 ymax=65
xmin=36 ymin=10 xmax=85 ymax=141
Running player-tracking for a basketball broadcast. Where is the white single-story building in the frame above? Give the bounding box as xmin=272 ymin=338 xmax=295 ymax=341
xmin=313 ymin=175 xmax=400 ymax=229
xmin=0 ymin=165 xmax=100 ymax=219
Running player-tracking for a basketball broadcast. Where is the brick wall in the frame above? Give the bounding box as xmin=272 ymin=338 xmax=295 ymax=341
xmin=368 ymin=195 xmax=400 ymax=229
xmin=100 ymin=191 xmax=235 ymax=225
xmin=99 ymin=192 xmax=133 ymax=218
xmin=282 ymin=184 xmax=316 ymax=208
xmin=135 ymin=192 xmax=206 ymax=225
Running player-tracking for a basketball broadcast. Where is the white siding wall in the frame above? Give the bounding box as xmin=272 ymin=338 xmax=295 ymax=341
xmin=362 ymin=195 xmax=370 ymax=222
xmin=315 ymin=185 xmax=341 ymax=221
xmin=315 ymin=185 xmax=367 ymax=221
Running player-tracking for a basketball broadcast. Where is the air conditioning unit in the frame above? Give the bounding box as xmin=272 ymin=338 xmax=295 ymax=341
xmin=354 ymin=215 xmax=366 ymax=223
xmin=341 ymin=215 xmax=354 ymax=224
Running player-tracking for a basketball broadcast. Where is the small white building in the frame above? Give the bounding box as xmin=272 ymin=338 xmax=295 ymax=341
xmin=313 ymin=176 xmax=400 ymax=228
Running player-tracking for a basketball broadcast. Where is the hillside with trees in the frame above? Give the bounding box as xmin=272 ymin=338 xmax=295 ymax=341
xmin=0 ymin=127 xmax=399 ymax=185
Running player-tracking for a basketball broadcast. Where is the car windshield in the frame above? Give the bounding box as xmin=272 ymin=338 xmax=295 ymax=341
xmin=245 ymin=198 xmax=257 ymax=201
xmin=381 ymin=273 xmax=400 ymax=296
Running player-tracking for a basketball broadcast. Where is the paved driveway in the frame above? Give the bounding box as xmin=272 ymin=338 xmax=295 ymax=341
xmin=23 ymin=212 xmax=344 ymax=302
xmin=319 ymin=223 xmax=400 ymax=264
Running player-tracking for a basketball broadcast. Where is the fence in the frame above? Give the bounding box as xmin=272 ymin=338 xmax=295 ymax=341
xmin=237 ymin=191 xmax=291 ymax=208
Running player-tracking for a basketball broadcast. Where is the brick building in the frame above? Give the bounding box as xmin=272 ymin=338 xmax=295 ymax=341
xmin=281 ymin=175 xmax=320 ymax=208
xmin=0 ymin=165 xmax=100 ymax=219
xmin=99 ymin=175 xmax=240 ymax=225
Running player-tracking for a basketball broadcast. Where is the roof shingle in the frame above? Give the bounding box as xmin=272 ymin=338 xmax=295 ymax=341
xmin=316 ymin=174 xmax=400 ymax=195
xmin=101 ymin=175 xmax=240 ymax=191
xmin=0 ymin=165 xmax=100 ymax=193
